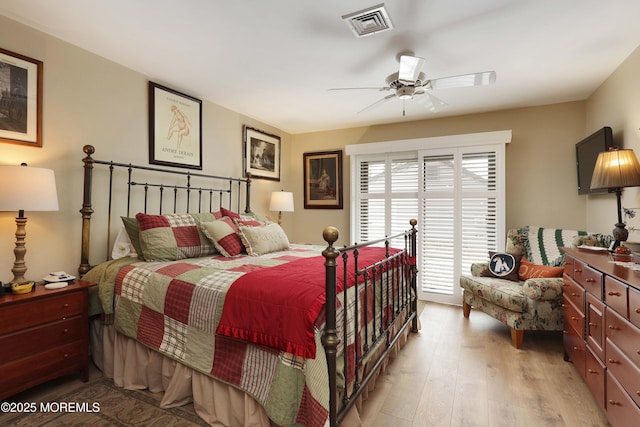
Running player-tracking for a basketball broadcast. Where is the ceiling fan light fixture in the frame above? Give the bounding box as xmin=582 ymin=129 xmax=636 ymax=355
xmin=396 ymin=86 xmax=415 ymax=100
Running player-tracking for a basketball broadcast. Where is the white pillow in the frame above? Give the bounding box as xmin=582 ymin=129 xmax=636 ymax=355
xmin=237 ymin=222 xmax=290 ymax=256
xmin=111 ymin=226 xmax=138 ymax=259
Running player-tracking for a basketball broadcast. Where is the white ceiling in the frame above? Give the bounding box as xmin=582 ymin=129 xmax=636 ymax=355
xmin=2 ymin=0 xmax=640 ymax=134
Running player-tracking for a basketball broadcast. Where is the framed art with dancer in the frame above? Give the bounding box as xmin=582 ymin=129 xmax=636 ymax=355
xmin=148 ymin=81 xmax=202 ymax=170
xmin=303 ymin=150 xmax=343 ymax=209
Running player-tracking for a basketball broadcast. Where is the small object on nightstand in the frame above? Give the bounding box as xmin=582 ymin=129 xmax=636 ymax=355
xmin=43 ymin=271 xmax=75 ymax=283
xmin=44 ymin=281 xmax=69 ymax=290
xmin=11 ymin=281 xmax=35 ymax=294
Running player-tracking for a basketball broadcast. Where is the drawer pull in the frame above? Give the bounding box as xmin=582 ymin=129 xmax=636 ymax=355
xmin=571 ymin=316 xmax=577 ymax=321
xmin=608 ymin=400 xmax=621 ymax=406
xmin=563 ymin=330 xmax=569 ymax=334
xmin=64 ymin=353 xmax=69 ymax=358
xmin=63 ymin=328 xmax=69 ymax=333
xmin=635 ymin=308 xmax=640 ymax=314
xmin=571 ymin=292 xmax=579 ymax=297
xmin=573 ymin=346 xmax=582 ymax=351
xmin=588 ymin=322 xmax=598 ymax=328
xmin=562 ymin=283 xmax=569 ymax=287
xmin=575 ymin=268 xmax=582 ymax=273
xmin=608 ymin=325 xmax=620 ymax=331
xmin=607 ymin=291 xmax=621 ymax=296
xmin=63 ymin=304 xmax=69 ymax=308
xmin=587 ymin=369 xmax=598 ymax=375
xmin=608 ymin=358 xmax=620 ymax=364
xmin=585 ymin=278 xmax=595 ymax=283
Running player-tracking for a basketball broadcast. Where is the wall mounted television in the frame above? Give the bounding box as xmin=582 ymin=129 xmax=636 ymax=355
xmin=576 ymin=126 xmax=614 ymax=195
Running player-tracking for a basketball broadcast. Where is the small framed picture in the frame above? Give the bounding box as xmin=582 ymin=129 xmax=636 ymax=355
xmin=243 ymin=126 xmax=281 ymax=181
xmin=0 ymin=48 xmax=43 ymax=147
xmin=303 ymin=150 xmax=343 ymax=209
xmin=149 ymin=81 xmax=202 ymax=170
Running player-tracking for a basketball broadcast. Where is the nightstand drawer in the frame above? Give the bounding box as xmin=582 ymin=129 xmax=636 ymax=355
xmin=0 ymin=340 xmax=85 ymax=398
xmin=0 ymin=315 xmax=83 ymax=362
xmin=0 ymin=291 xmax=84 ymax=335
xmin=605 ymin=276 xmax=629 ymax=318
xmin=606 ymin=338 xmax=640 ymax=408
xmin=574 ymin=259 xmax=603 ymax=300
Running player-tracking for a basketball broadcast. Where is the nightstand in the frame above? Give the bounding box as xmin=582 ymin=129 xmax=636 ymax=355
xmin=0 ymin=280 xmax=95 ymax=400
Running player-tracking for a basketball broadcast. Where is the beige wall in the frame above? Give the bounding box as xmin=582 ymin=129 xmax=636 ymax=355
xmin=585 ymin=45 xmax=640 ymax=237
xmin=1 ymin=13 xmax=638 ymax=283
xmin=0 ymin=16 xmax=291 ymax=282
xmin=287 ymin=102 xmax=587 ymax=245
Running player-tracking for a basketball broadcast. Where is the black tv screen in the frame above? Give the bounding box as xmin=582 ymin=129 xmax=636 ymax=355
xmin=576 ymin=126 xmax=614 ymax=195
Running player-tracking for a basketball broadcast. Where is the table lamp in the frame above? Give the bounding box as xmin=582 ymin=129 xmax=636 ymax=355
xmin=269 ymin=190 xmax=294 ymax=225
xmin=590 ymin=147 xmax=640 ymax=247
xmin=0 ymin=164 xmax=59 ymax=284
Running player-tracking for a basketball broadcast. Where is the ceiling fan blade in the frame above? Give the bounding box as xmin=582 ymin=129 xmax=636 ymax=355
xmin=398 ymin=55 xmax=425 ymax=82
xmin=358 ymin=94 xmax=396 ymax=114
xmin=328 ymin=86 xmax=389 ymax=91
xmin=416 ymin=91 xmax=448 ymax=112
xmin=429 ymin=71 xmax=496 ymax=90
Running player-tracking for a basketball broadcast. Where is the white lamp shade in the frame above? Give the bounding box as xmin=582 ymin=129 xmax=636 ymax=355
xmin=0 ymin=165 xmax=59 ymax=211
xmin=269 ymin=191 xmax=294 ymax=212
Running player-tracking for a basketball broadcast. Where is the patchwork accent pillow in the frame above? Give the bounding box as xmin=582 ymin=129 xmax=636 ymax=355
xmin=121 ymin=216 xmax=143 ymax=259
xmin=200 ymin=217 xmax=244 ymax=257
xmin=237 ymin=222 xmax=290 ymax=256
xmin=518 ymin=258 xmax=564 ymax=281
xmin=135 ymin=213 xmax=216 ymax=261
xmin=481 ymin=251 xmax=522 ymax=282
xmin=523 ymin=226 xmax=587 ymax=267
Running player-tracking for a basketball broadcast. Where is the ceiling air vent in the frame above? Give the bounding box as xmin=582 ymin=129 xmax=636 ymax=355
xmin=342 ymin=4 xmax=393 ymax=38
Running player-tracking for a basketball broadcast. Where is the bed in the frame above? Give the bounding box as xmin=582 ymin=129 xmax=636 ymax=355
xmin=78 ymin=145 xmax=419 ymax=426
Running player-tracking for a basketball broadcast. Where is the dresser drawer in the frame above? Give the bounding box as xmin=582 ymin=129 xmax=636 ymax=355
xmin=564 ymin=318 xmax=586 ymax=377
xmin=606 ymin=307 xmax=640 ymax=368
xmin=0 ymin=291 xmax=84 ymax=335
xmin=564 ymin=255 xmax=575 ymax=278
xmin=606 ymin=338 xmax=640 ymax=408
xmin=585 ymin=346 xmax=606 ymax=410
xmin=586 ymin=293 xmax=605 ymax=360
xmin=0 ymin=340 xmax=85 ymax=399
xmin=563 ymin=295 xmax=584 ymax=338
xmin=573 ymin=260 xmax=603 ymax=300
xmin=606 ymin=371 xmax=640 ymax=427
xmin=630 ymin=287 xmax=640 ymax=329
xmin=563 ymin=275 xmax=584 ymax=314
xmin=0 ymin=315 xmax=83 ymax=362
xmin=606 ymin=276 xmax=629 ymax=318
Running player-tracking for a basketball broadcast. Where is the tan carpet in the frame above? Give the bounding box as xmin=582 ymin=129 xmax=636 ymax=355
xmin=0 ymin=376 xmax=208 ymax=426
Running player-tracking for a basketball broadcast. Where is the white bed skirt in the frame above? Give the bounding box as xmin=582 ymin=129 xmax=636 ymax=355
xmin=89 ymin=319 xmax=387 ymax=426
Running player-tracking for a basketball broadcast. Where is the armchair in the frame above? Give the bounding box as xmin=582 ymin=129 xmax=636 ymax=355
xmin=459 ymin=226 xmax=612 ymax=349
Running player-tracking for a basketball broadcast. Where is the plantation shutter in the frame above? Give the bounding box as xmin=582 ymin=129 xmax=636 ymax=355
xmin=349 ymin=131 xmax=508 ymax=306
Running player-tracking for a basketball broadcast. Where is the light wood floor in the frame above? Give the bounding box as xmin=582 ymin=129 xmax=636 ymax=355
xmin=4 ymin=302 xmax=611 ymax=427
xmin=358 ymin=301 xmax=610 ymax=427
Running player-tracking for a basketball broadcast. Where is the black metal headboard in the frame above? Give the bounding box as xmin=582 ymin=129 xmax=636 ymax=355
xmin=79 ymin=144 xmax=251 ymax=274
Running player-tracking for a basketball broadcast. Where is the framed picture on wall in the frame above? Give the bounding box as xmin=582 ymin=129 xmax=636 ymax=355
xmin=243 ymin=126 xmax=281 ymax=181
xmin=303 ymin=150 xmax=343 ymax=209
xmin=0 ymin=48 xmax=43 ymax=147
xmin=149 ymin=81 xmax=202 ymax=170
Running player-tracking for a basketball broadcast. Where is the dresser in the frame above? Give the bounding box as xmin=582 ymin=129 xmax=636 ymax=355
xmin=563 ymin=248 xmax=640 ymax=426
xmin=0 ymin=280 xmax=94 ymax=400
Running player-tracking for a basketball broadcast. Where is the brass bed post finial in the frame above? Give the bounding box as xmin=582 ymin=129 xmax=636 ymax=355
xmin=321 ymin=226 xmax=340 ymax=427
xmin=79 ymin=145 xmax=96 ymax=276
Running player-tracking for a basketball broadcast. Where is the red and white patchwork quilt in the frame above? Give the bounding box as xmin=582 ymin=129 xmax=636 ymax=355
xmin=100 ymin=244 xmax=406 ymax=426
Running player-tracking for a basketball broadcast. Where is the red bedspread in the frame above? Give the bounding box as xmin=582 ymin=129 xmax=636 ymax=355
xmin=216 ymin=246 xmax=398 ymax=358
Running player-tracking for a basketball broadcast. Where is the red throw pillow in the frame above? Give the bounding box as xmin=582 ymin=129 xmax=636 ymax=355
xmin=518 ymin=258 xmax=564 ymax=280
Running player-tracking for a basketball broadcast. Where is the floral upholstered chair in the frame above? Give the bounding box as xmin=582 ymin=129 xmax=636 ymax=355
xmin=459 ymin=226 xmax=612 ymax=349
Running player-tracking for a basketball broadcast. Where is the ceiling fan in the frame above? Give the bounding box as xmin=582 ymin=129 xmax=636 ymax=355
xmin=329 ymin=53 xmax=496 ymax=116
